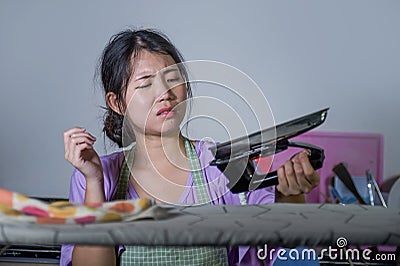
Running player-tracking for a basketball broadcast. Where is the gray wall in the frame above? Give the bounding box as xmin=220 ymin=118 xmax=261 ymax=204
xmin=0 ymin=0 xmax=399 ymax=197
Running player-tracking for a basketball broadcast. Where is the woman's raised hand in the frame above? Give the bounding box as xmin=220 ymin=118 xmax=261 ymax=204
xmin=64 ymin=127 xmax=103 ymax=183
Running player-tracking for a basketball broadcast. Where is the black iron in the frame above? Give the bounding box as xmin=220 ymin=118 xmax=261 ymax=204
xmin=209 ymin=108 xmax=329 ymax=193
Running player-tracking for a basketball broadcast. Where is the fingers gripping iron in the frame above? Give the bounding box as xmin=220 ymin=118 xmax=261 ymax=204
xmin=209 ymin=108 xmax=328 ymax=193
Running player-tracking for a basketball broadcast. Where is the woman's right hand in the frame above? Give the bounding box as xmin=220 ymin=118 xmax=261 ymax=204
xmin=65 ymin=128 xmax=114 ymax=263
xmin=64 ymin=127 xmax=103 ymax=183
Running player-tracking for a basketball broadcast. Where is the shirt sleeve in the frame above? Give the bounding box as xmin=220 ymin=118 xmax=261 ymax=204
xmin=59 ymin=151 xmax=124 ymax=266
xmin=59 ymin=169 xmax=86 ymax=266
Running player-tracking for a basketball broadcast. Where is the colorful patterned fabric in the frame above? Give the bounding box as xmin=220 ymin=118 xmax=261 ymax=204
xmin=0 ymin=188 xmax=154 ymax=224
xmin=119 ymin=138 xmax=229 ymax=266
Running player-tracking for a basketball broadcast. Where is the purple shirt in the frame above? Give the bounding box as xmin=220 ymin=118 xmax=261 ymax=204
xmin=60 ymin=140 xmax=275 ymax=265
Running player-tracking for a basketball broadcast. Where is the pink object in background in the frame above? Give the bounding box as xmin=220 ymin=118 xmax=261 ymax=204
xmin=256 ymin=131 xmax=384 ymax=203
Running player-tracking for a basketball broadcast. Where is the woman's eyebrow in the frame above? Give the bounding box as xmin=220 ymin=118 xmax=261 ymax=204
xmin=134 ymin=68 xmax=179 ymax=82
xmin=134 ymin=73 xmax=155 ymax=81
xmin=162 ymin=68 xmax=179 ymax=75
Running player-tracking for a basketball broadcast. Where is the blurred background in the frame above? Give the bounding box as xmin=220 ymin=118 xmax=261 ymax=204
xmin=0 ymin=0 xmax=399 ymax=197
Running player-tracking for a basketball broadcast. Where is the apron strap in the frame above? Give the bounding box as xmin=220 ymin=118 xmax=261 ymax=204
xmin=184 ymin=138 xmax=210 ymax=204
xmin=115 ymin=146 xmax=134 ymax=200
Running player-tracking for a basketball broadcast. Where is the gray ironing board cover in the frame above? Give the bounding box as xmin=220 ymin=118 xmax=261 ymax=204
xmin=0 ymin=203 xmax=398 ymax=247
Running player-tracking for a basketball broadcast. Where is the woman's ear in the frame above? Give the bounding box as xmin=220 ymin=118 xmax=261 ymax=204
xmin=105 ymin=92 xmax=123 ymax=115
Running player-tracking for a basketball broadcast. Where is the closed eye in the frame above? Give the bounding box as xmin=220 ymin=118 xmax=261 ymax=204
xmin=167 ymin=78 xmax=181 ymax=83
xmin=137 ymin=83 xmax=151 ymax=89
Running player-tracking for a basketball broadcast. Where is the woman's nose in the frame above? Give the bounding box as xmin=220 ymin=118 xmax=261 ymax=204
xmin=155 ymin=77 xmax=173 ymax=102
xmin=157 ymin=90 xmax=173 ymax=102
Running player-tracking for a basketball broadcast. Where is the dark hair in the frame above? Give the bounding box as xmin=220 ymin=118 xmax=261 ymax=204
xmin=98 ymin=28 xmax=191 ymax=147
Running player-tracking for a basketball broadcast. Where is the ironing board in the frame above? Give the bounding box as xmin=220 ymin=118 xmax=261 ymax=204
xmin=0 ymin=203 xmax=398 ymax=247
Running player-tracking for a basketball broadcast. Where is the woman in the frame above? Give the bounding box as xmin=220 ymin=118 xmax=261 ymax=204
xmin=61 ymin=28 xmax=320 ymax=266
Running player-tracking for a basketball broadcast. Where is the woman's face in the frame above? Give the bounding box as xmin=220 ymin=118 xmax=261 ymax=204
xmin=123 ymin=50 xmax=187 ymax=138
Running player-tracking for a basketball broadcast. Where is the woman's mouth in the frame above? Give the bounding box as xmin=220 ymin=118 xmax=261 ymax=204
xmin=156 ymin=107 xmax=175 ymax=118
